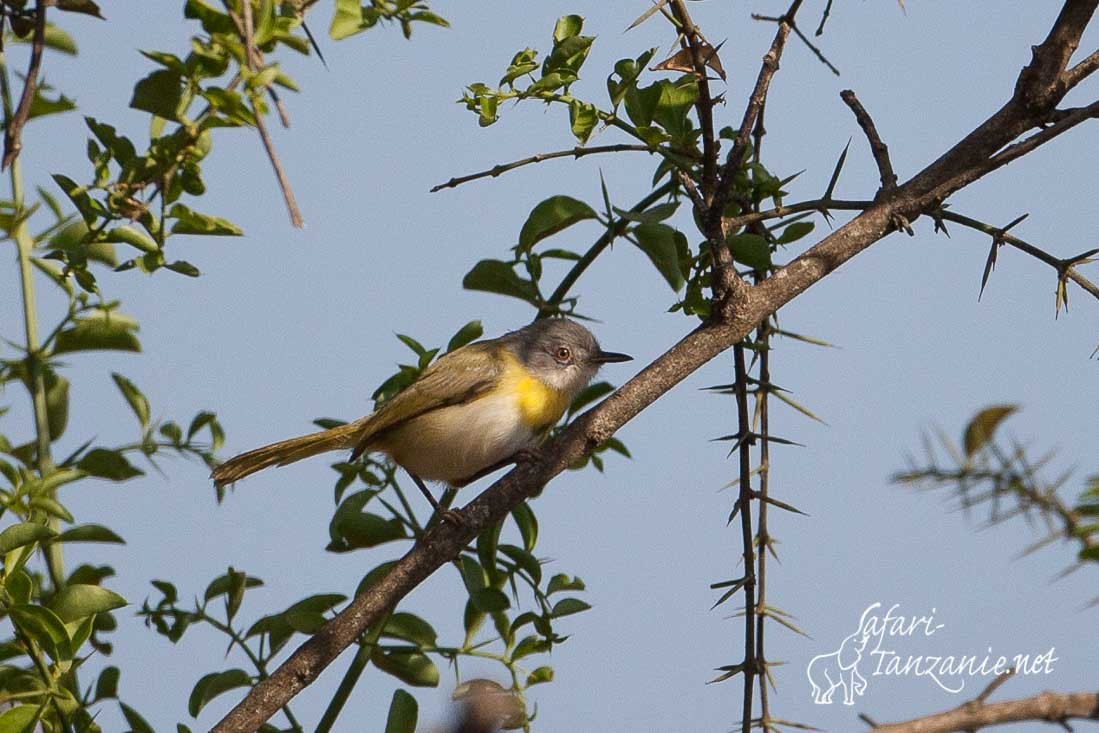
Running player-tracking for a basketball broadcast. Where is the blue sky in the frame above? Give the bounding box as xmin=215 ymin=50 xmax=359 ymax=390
xmin=1 ymin=1 xmax=1097 ymax=731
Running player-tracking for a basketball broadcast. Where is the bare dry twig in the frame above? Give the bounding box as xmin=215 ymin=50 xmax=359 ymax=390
xmin=2 ymin=0 xmax=46 ymax=170
xmin=753 ymin=12 xmax=840 ymax=75
xmin=840 ymin=89 xmax=898 ymax=194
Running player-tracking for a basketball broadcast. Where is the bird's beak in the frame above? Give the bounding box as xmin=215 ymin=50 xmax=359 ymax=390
xmin=591 ymin=349 xmax=633 ymax=364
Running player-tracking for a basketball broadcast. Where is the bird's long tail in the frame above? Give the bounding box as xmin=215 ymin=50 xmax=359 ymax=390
xmin=211 ymin=421 xmax=363 ymax=486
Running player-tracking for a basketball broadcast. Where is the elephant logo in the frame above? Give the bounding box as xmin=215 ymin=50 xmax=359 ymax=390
xmin=806 ymin=605 xmax=876 ymax=705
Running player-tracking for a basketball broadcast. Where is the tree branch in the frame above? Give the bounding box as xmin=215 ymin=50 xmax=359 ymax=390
xmin=237 ymin=1 xmax=304 ymax=228
xmin=840 ymin=89 xmax=898 ymax=194
xmin=430 ymin=144 xmax=659 ymax=192
xmin=752 ymin=12 xmax=840 ymax=75
xmin=869 ymin=690 xmax=1099 ymax=733
xmin=1063 ymin=47 xmax=1099 ymax=89
xmin=2 ymin=0 xmax=46 ymax=170
xmin=212 ymin=2 xmax=1099 ymax=728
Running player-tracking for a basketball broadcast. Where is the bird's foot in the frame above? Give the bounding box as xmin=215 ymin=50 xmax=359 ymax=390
xmin=439 ymin=508 xmax=466 ymax=527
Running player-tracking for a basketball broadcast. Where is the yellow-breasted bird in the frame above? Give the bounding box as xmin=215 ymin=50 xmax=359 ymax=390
xmin=211 ymin=318 xmax=632 ymax=519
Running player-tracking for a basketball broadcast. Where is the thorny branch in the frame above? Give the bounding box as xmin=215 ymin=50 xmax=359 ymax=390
xmin=214 ymin=1 xmax=1099 ymax=729
xmin=840 ymin=89 xmax=898 ymax=194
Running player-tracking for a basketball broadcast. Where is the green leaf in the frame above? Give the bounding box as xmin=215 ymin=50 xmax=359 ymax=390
xmin=447 ymin=320 xmax=483 ymax=352
xmin=130 ymin=69 xmax=184 ymax=120
xmin=0 ymin=522 xmax=56 ymax=555
xmin=44 ymin=371 xmax=69 ymax=441
xmin=95 ymin=666 xmax=120 ymax=701
xmin=77 ymin=449 xmax=143 ymax=481
xmin=0 ymin=705 xmax=39 ymax=733
xmin=169 ymin=203 xmax=242 ymax=236
xmin=9 ymin=604 xmax=71 ymax=660
xmin=51 ymin=173 xmax=102 ymax=225
xmin=166 ymin=260 xmax=201 ymax=277
xmin=616 ymin=202 xmax=679 ymax=224
xmin=553 ymin=15 xmax=584 ymax=43
xmin=546 ymin=573 xmax=585 ymax=595
xmin=527 ymin=666 xmax=554 ymax=686
xmin=511 ymin=502 xmax=538 ymax=552
xmin=49 ymin=584 xmax=127 ymax=622
xmin=462 ymin=260 xmax=540 ymax=304
xmin=330 ymin=0 xmax=363 ymax=40
xmin=53 ymin=312 xmax=141 ymax=355
xmin=28 ymin=86 xmax=76 ymax=120
xmin=500 ymin=48 xmax=539 ymax=86
xmin=470 ymin=587 xmax=511 ymax=613
xmin=119 ymin=703 xmax=154 ymax=733
xmin=204 ymin=571 xmax=263 ymax=602
xmin=56 ymin=0 xmax=104 ymax=19
xmin=5 ymin=570 xmax=32 ymax=604
xmin=726 ymin=233 xmax=771 ymax=271
xmin=569 ymin=100 xmax=599 ymax=143
xmin=371 ymin=649 xmax=439 ymax=688
xmin=512 ymin=634 xmax=550 ymax=661
xmin=105 ymin=225 xmax=159 ymax=254
xmin=331 ymin=510 xmax=406 ymax=550
xmin=633 ymin=223 xmax=687 ymax=291
xmin=963 ymin=405 xmax=1018 ymax=457
xmin=56 ymin=524 xmax=126 ymax=545
xmin=518 ymin=196 xmax=597 ymax=251
xmin=777 ymin=220 xmax=815 ymax=244
xmin=188 ymin=669 xmax=253 ymax=717
xmin=111 ymin=373 xmax=150 ymax=427
xmin=551 ymin=597 xmax=591 ymax=617
xmin=383 ymin=612 xmax=438 ymax=647
xmin=384 ymin=688 xmax=418 ymax=733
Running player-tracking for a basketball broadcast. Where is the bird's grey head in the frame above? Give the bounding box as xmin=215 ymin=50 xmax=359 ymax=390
xmin=508 ymin=318 xmax=632 ymax=396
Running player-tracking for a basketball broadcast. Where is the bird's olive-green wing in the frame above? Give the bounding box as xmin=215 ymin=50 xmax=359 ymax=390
xmin=350 ymin=341 xmax=504 ymax=458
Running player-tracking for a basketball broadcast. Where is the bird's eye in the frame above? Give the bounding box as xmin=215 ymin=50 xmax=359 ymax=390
xmin=554 ymin=346 xmax=572 ymax=363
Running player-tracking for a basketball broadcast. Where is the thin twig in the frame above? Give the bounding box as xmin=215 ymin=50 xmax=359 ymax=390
xmin=2 ymin=0 xmax=46 ymax=170
xmin=430 ymin=144 xmax=658 ymax=192
xmin=753 ymin=13 xmax=840 ymax=75
xmin=986 ymin=100 xmax=1099 ymax=171
xmin=975 ymin=668 xmax=1016 ymax=703
xmin=1062 ymin=48 xmax=1099 ymax=89
xmin=840 ymin=89 xmax=898 ymax=194
xmin=815 ymin=0 xmax=835 ymax=36
xmin=938 ymin=209 xmax=1099 ymax=302
xmin=268 ymin=86 xmax=291 ymax=129
xmin=242 ymin=0 xmax=304 ymax=228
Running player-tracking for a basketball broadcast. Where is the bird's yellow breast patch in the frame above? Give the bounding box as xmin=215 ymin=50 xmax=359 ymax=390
xmin=501 ymin=353 xmax=571 ymax=432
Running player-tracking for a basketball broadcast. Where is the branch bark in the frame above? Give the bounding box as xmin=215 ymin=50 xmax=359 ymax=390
xmin=869 ymin=690 xmax=1099 ymax=733
xmin=2 ymin=0 xmax=47 ymax=170
xmin=212 ymin=1 xmax=1099 ymax=729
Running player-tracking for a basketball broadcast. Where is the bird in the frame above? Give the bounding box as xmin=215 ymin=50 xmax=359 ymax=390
xmin=211 ymin=318 xmax=632 ymax=521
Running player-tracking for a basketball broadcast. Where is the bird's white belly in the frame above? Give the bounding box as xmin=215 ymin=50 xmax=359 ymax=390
xmin=382 ymin=390 xmax=537 ymax=484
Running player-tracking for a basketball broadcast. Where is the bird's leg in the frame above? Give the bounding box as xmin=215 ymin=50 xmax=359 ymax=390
xmin=450 ymin=448 xmax=543 ymax=489
xmin=409 ymin=472 xmax=465 ymax=526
